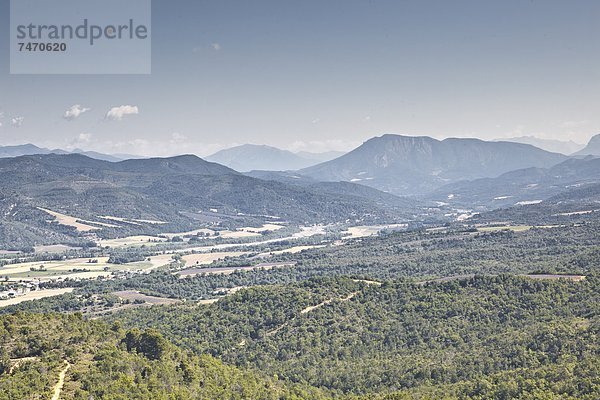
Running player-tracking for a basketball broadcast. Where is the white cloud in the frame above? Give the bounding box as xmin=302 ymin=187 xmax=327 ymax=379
xmin=64 ymin=104 xmax=91 ymax=120
xmin=193 ymin=43 xmax=221 ymax=53
xmin=105 ymin=105 xmax=139 ymax=120
xmin=11 ymin=117 xmax=24 ymax=127
xmin=65 ymin=133 xmax=94 ymax=150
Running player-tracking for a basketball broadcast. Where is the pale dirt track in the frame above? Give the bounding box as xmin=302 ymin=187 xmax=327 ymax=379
xmin=51 ymin=361 xmax=71 ymax=400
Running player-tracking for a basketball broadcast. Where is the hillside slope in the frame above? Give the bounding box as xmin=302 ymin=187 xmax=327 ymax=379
xmin=113 ymin=275 xmax=600 ymax=398
xmin=0 ymin=154 xmax=422 ymax=249
xmin=0 ymin=313 xmax=326 ymax=399
xmin=575 ymin=134 xmax=600 ymax=156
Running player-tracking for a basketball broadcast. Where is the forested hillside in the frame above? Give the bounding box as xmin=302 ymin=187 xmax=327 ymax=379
xmin=2 ymin=276 xmax=598 ymax=399
xmin=111 ymin=275 xmax=599 ymax=398
xmin=0 ymin=313 xmax=327 ymax=400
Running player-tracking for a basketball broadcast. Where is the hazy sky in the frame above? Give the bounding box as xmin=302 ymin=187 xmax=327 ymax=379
xmin=1 ymin=0 xmax=599 ymax=156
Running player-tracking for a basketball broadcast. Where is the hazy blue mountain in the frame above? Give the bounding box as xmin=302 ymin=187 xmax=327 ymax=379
xmin=206 ymin=144 xmax=340 ymax=172
xmin=497 ymin=136 xmax=584 ymax=155
xmin=70 ymin=148 xmax=123 ymax=162
xmin=111 ymin=152 xmax=147 ymax=160
xmin=427 ymin=156 xmax=600 ymax=209
xmin=299 ymin=134 xmax=568 ymax=195
xmin=574 ymin=134 xmax=600 ymax=156
xmin=0 ymin=143 xmax=55 ymax=158
xmin=0 ymin=143 xmax=133 ymax=162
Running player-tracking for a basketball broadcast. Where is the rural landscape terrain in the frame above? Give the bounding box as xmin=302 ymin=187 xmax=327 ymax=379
xmin=2 ymin=1 xmax=600 ymax=398
xmin=0 ymin=134 xmax=599 ymax=399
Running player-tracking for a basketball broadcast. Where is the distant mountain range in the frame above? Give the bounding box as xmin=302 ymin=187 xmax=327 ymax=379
xmin=299 ymin=134 xmax=567 ymax=195
xmin=574 ymin=134 xmax=600 ymax=156
xmin=2 ymin=133 xmax=596 ymax=250
xmin=496 ymin=136 xmax=584 ymax=155
xmin=205 ymin=144 xmax=344 ymax=172
xmin=0 ymin=153 xmax=418 ymax=249
xmin=0 ymin=143 xmax=141 ymax=162
xmin=427 ymin=156 xmax=600 ymax=209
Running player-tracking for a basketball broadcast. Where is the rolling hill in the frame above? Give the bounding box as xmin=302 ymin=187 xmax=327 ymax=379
xmin=299 ymin=134 xmax=567 ymax=195
xmin=0 ymin=154 xmax=421 ymax=249
xmin=0 ymin=313 xmax=325 ymax=399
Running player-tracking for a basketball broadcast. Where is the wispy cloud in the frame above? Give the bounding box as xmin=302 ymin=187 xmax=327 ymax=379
xmin=65 ymin=133 xmax=94 ymax=150
xmin=193 ymin=43 xmax=222 ymax=53
xmin=11 ymin=117 xmax=24 ymax=127
xmin=106 ymin=105 xmax=139 ymax=121
xmin=64 ymin=105 xmax=91 ymax=121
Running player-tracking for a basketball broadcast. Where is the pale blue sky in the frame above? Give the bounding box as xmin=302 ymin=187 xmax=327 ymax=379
xmin=0 ymin=0 xmax=599 ymax=156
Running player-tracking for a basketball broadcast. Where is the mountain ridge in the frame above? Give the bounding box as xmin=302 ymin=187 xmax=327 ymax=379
xmin=575 ymin=134 xmax=600 ymax=156
xmin=0 ymin=143 xmax=133 ymax=162
xmin=300 ymin=134 xmax=568 ymax=195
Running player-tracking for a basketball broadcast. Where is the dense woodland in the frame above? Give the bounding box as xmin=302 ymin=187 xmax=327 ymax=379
xmin=109 ymin=275 xmax=599 ymax=398
xmin=2 ymin=275 xmax=598 ymax=399
xmin=0 ymin=313 xmax=327 ymax=399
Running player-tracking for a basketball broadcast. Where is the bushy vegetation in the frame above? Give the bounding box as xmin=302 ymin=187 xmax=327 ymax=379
xmin=111 ymin=275 xmax=600 ymax=397
xmin=0 ymin=313 xmax=327 ymax=399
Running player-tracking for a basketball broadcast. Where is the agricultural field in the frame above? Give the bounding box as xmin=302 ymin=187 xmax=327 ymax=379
xmin=0 ymin=257 xmax=112 ymax=281
xmin=38 ymin=208 xmax=119 ymax=231
xmin=176 ymin=262 xmax=295 ymax=277
xmin=96 ymin=235 xmax=168 ymax=248
xmin=99 ymin=215 xmax=167 ymax=225
xmin=342 ymin=223 xmax=408 ymax=238
xmin=0 ymin=288 xmax=74 ymax=307
xmin=113 ymin=290 xmax=181 ymax=305
xmin=475 ymin=224 xmax=564 ymax=232
xmin=259 ymin=245 xmax=326 ymax=255
xmin=182 ymin=251 xmax=249 ymax=266
xmin=0 ymin=253 xmax=176 ymax=282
